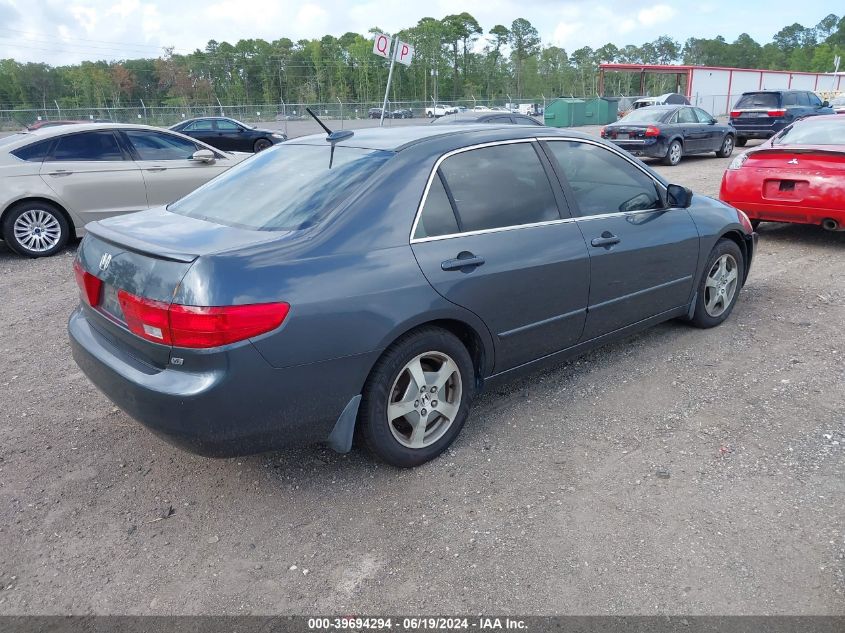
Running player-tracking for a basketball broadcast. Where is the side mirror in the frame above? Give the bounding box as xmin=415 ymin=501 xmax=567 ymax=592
xmin=667 ymin=184 xmax=693 ymax=208
xmin=191 ymin=149 xmax=215 ymax=164
xmin=708 ymin=119 xmax=717 ymax=125
xmin=821 ymin=100 xmax=830 ymax=108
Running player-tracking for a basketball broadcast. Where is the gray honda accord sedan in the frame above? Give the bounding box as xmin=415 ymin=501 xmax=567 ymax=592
xmin=69 ymin=124 xmax=757 ymax=467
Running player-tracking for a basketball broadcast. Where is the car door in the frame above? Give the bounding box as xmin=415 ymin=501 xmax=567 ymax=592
xmin=213 ymin=119 xmax=248 ymax=152
xmin=182 ymin=119 xmax=216 ymax=147
xmin=676 ymin=107 xmax=705 ymax=152
xmin=121 ymin=129 xmax=233 ymax=206
xmin=38 ymin=130 xmax=148 ymax=225
xmin=543 ymin=139 xmax=700 ymax=341
xmin=411 ymin=140 xmax=590 ymax=372
xmin=693 ymin=107 xmax=722 ymax=150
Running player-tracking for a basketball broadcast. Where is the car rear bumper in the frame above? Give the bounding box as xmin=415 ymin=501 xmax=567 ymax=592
xmin=68 ymin=307 xmax=378 ymax=457
xmin=610 ymin=139 xmax=667 ymax=158
xmin=724 ymin=201 xmax=845 ymax=226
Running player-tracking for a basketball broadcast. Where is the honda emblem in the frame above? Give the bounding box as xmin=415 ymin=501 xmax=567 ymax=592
xmin=99 ymin=253 xmax=112 ymax=271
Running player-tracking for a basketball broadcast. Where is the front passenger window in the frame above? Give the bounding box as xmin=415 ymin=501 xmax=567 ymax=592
xmin=124 ymin=130 xmax=199 ymax=160
xmin=546 ymin=141 xmax=661 ymax=216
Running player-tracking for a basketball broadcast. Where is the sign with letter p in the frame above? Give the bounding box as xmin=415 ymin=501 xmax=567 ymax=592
xmin=394 ymin=40 xmax=414 ymax=66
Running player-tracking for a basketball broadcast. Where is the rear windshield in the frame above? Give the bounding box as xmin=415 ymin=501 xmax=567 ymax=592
xmin=774 ymin=118 xmax=845 ymax=145
xmin=169 ymin=144 xmax=393 ymax=231
xmin=620 ymin=108 xmax=670 ymax=123
xmin=735 ymin=93 xmax=780 ymax=109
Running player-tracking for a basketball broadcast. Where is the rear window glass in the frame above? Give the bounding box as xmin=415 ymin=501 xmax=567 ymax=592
xmin=736 ymin=93 xmax=780 ymax=109
xmin=774 ymin=118 xmax=845 ymax=145
xmin=620 ymin=108 xmax=671 ymax=123
xmin=169 ymin=144 xmax=393 ymax=231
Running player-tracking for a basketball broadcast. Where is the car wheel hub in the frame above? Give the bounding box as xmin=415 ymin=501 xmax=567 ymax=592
xmin=704 ymin=254 xmax=739 ymax=317
xmin=13 ymin=209 xmax=61 ymax=252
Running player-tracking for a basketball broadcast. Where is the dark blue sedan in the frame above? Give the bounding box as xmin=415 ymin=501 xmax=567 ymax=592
xmin=69 ymin=124 xmax=756 ymax=467
xmin=601 ymin=105 xmax=736 ymax=166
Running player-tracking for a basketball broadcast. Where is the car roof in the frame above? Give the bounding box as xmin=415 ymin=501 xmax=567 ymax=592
xmin=0 ymin=122 xmax=219 ymax=152
xmin=286 ymin=124 xmax=590 ymax=152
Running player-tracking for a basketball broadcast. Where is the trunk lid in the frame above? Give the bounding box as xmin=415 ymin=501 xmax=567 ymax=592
xmin=743 ymin=147 xmax=845 ymax=206
xmin=606 ymin=125 xmax=652 ymax=141
xmin=77 ymin=208 xmax=288 ymax=367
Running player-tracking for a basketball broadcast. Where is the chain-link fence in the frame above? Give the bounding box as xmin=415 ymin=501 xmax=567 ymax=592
xmin=0 ymin=97 xmax=560 ymax=130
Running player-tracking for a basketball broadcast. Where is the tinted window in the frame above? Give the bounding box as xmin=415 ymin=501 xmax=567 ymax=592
xmin=169 ymin=144 xmax=392 ymax=231
xmin=12 ymin=139 xmax=53 ymax=162
xmin=774 ymin=118 xmax=845 ymax=145
xmin=125 ymin=130 xmax=198 ymax=160
xmin=514 ymin=116 xmax=541 ymax=125
xmin=185 ymin=120 xmax=214 ymax=131
xmin=547 ymin=141 xmax=661 ymax=216
xmin=50 ymin=131 xmax=123 ymax=161
xmin=620 ymin=108 xmax=670 ymax=123
xmin=677 ymin=108 xmax=697 ymax=123
xmin=796 ymin=92 xmax=810 ymax=106
xmin=414 ymin=173 xmax=459 ymax=239
xmin=693 ymin=108 xmax=714 ymax=123
xmin=782 ymin=92 xmax=799 ymax=106
xmin=215 ymin=119 xmax=241 ymax=131
xmin=808 ymin=92 xmax=822 ymax=107
xmin=438 ymin=143 xmax=559 ymax=232
xmin=736 ymin=92 xmax=780 ymax=109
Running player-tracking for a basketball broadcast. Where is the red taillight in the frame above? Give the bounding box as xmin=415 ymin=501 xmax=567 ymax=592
xmin=599 ymin=126 xmax=606 ymax=137
xmin=767 ymin=109 xmax=786 ymax=117
xmin=73 ymin=259 xmax=102 ymax=307
xmin=645 ymin=125 xmax=660 ymax=137
xmin=730 ymin=110 xmax=741 ymax=118
xmin=117 ymin=289 xmax=289 ymax=348
xmin=737 ymin=209 xmax=753 ymax=233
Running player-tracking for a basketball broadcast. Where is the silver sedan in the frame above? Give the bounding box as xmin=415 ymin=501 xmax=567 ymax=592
xmin=0 ymin=123 xmax=248 ymax=257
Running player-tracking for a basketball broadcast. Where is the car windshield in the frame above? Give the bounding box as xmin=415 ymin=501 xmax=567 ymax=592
xmin=168 ymin=144 xmax=393 ymax=231
xmin=736 ymin=93 xmax=780 ymax=109
xmin=774 ymin=118 xmax=845 ymax=145
xmin=620 ymin=108 xmax=669 ymax=123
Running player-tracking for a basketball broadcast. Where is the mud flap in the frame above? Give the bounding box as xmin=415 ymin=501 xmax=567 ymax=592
xmin=326 ymin=394 xmax=361 ymax=454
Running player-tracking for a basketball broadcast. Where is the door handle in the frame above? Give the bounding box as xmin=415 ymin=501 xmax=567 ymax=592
xmin=591 ymin=232 xmax=620 ymax=248
xmin=47 ymin=170 xmax=72 ymax=177
xmin=145 ymin=166 xmax=166 ymax=172
xmin=441 ymin=253 xmax=485 ymax=271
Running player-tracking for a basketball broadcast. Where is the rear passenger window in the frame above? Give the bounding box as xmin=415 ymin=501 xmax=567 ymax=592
xmin=50 ymin=131 xmax=123 ymax=161
xmin=782 ymin=93 xmax=798 ymax=106
xmin=677 ymin=108 xmax=697 ymax=123
xmin=546 ymin=141 xmax=661 ymax=216
xmin=414 ymin=174 xmax=459 ymax=239
xmin=438 ymin=143 xmax=559 ymax=232
xmin=12 ymin=139 xmax=52 ymax=162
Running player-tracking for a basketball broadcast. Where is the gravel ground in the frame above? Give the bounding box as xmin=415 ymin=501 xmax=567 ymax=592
xmin=0 ymin=126 xmax=843 ymax=615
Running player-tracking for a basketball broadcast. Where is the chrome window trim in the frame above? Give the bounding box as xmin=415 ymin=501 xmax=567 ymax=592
xmin=409 ymin=135 xmax=671 ymax=245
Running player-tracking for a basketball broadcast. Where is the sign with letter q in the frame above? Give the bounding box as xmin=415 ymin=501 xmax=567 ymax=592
xmin=372 ymin=33 xmax=391 ymax=59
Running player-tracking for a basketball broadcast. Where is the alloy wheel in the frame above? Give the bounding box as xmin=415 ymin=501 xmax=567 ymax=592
xmin=387 ymin=351 xmax=462 ymax=449
xmin=13 ymin=209 xmax=62 ymax=253
xmin=704 ymin=254 xmax=739 ymax=317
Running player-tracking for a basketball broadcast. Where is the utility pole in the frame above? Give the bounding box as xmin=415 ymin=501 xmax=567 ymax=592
xmin=379 ymin=36 xmax=399 ymax=127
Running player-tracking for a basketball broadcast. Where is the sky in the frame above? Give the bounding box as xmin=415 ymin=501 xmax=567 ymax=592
xmin=0 ymin=0 xmax=838 ymax=65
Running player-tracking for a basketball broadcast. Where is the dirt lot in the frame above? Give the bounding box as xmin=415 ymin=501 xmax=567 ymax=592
xmin=0 ymin=126 xmax=843 ymax=615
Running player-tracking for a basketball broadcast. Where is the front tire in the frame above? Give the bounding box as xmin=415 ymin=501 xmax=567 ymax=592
xmin=716 ymin=134 xmax=734 ymax=158
xmin=253 ymin=138 xmax=272 ymax=152
xmin=359 ymin=327 xmax=475 ymax=468
xmin=689 ymin=239 xmax=744 ymax=329
xmin=663 ymin=139 xmax=683 ymax=166
xmin=2 ymin=200 xmax=69 ymax=258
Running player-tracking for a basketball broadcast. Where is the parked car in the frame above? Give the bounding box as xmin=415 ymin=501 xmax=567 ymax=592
xmin=829 ymin=95 xmax=845 ymax=114
xmin=0 ymin=123 xmax=246 ymax=257
xmin=720 ymin=114 xmax=845 ymax=231
xmin=69 ymin=124 xmax=756 ymax=467
xmin=729 ymin=90 xmax=834 ymax=146
xmin=632 ymin=93 xmax=690 ymax=109
xmin=169 ymin=117 xmax=285 ymax=152
xmin=368 ymin=107 xmax=384 ymax=119
xmin=425 ymin=103 xmax=458 ymax=117
xmin=391 ymin=108 xmax=414 ymax=119
xmin=601 ymin=105 xmax=735 ymax=166
xmin=431 ymin=111 xmax=543 ymax=126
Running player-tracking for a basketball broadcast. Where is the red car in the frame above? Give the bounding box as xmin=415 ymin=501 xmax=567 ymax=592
xmin=719 ymin=115 xmax=845 ymax=231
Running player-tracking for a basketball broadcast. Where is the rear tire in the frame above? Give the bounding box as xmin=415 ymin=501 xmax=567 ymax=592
xmin=736 ymin=137 xmax=748 ymax=147
xmin=253 ymin=138 xmax=272 ymax=152
xmin=750 ymin=220 xmax=762 ymax=229
xmin=2 ymin=200 xmax=69 ymax=258
xmin=716 ymin=134 xmax=735 ymax=158
xmin=359 ymin=327 xmax=475 ymax=468
xmin=689 ymin=239 xmax=744 ymax=329
xmin=662 ymin=140 xmax=683 ymax=166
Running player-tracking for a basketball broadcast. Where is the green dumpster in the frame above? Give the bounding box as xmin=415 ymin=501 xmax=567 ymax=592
xmin=597 ymin=97 xmax=620 ymax=124
xmin=543 ymin=98 xmax=586 ymax=127
xmin=583 ymin=98 xmax=600 ymax=125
